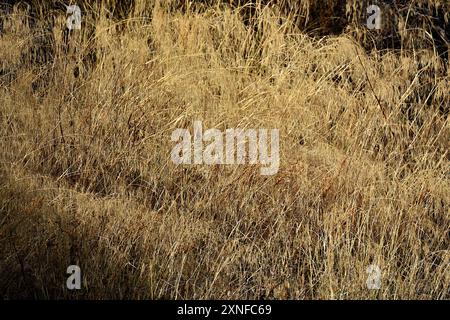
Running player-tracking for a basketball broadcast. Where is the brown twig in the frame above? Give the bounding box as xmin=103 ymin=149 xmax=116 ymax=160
xmin=354 ymin=46 xmax=388 ymax=121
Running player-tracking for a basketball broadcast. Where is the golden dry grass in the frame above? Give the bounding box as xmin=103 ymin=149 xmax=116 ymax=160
xmin=0 ymin=1 xmax=448 ymax=299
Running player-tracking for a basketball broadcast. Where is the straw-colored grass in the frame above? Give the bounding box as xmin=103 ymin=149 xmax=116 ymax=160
xmin=0 ymin=1 xmax=448 ymax=299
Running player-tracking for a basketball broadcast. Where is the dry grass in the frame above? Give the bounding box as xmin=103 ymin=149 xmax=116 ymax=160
xmin=0 ymin=1 xmax=448 ymax=299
